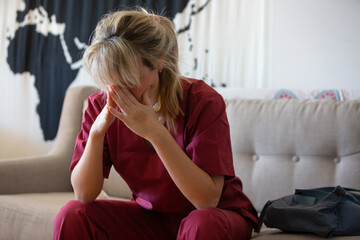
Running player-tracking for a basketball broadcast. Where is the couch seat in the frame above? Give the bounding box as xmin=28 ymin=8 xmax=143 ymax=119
xmin=253 ymin=226 xmax=360 ymax=239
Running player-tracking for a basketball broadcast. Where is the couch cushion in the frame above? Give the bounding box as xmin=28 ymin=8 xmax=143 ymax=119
xmin=0 ymin=192 xmax=129 ymax=240
xmin=0 ymin=192 xmax=75 ymax=240
xmin=252 ymin=226 xmax=360 ymax=239
xmin=103 ymin=166 xmax=133 ymax=199
xmin=224 ymin=99 xmax=360 ymax=212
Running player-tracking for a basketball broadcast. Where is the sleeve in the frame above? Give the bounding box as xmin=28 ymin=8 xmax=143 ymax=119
xmin=184 ymin=83 xmax=235 ymax=177
xmin=70 ymin=91 xmax=112 ymax=178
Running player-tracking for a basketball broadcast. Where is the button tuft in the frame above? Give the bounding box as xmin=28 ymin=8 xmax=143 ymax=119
xmin=292 ymin=156 xmax=300 ymax=163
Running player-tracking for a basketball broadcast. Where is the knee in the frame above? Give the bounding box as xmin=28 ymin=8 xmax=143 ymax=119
xmin=183 ymin=209 xmax=223 ymax=227
xmin=53 ymin=200 xmax=93 ymax=239
xmin=54 ymin=200 xmax=90 ymax=227
xmin=177 ymin=209 xmax=228 ymax=239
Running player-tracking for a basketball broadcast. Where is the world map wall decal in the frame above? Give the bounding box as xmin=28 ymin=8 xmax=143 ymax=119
xmin=6 ymin=0 xmax=211 ymax=140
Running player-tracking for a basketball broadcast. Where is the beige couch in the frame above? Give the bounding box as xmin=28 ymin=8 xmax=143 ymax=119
xmin=0 ymin=86 xmax=359 ymax=240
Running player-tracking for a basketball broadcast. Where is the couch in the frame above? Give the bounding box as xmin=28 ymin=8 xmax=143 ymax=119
xmin=0 ymin=85 xmax=359 ymax=240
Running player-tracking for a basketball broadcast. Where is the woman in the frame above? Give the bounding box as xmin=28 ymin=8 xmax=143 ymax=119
xmin=53 ymin=8 xmax=258 ymax=240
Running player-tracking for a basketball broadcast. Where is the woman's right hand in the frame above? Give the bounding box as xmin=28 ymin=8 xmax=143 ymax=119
xmin=90 ymin=88 xmax=116 ymax=137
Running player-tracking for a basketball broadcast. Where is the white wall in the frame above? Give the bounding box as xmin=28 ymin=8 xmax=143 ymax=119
xmin=0 ymin=1 xmax=54 ymax=158
xmin=268 ymin=0 xmax=360 ymax=89
xmin=1 ymin=0 xmax=360 ymax=159
xmin=0 ymin=0 xmax=266 ymax=159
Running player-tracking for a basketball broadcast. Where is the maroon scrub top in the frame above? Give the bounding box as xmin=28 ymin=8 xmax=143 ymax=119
xmin=70 ymin=78 xmax=258 ymax=227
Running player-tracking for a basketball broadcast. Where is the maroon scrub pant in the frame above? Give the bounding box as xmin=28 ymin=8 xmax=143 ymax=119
xmin=53 ymin=199 xmax=252 ymax=240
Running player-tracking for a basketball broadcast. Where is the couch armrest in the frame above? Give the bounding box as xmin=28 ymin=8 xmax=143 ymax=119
xmin=0 ymin=85 xmax=99 ymax=194
xmin=0 ymin=153 xmax=73 ymax=194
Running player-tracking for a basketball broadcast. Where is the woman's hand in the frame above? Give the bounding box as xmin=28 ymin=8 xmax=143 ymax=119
xmin=71 ymin=89 xmax=119 ymax=202
xmin=107 ymin=85 xmax=161 ymax=140
xmin=90 ymin=89 xmax=117 ymax=137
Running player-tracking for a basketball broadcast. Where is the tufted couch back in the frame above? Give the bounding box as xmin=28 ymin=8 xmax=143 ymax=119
xmin=103 ymin=88 xmax=360 ymax=212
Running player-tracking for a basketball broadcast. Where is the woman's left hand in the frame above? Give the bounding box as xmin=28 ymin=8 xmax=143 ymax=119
xmin=107 ymin=85 xmax=161 ymax=139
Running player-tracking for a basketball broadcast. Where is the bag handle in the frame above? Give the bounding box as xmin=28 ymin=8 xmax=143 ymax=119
xmin=296 ymin=186 xmax=360 ymax=195
xmin=255 ymin=200 xmax=272 ymax=233
xmin=295 ymin=186 xmax=360 ymax=204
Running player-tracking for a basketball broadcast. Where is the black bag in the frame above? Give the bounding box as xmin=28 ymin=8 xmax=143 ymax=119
xmin=256 ymin=186 xmax=360 ymax=238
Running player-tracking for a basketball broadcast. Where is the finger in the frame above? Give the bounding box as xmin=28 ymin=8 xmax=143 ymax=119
xmin=108 ymin=105 xmax=126 ymax=121
xmin=112 ymin=85 xmax=140 ymax=106
xmin=108 ymin=87 xmax=130 ymax=112
xmin=106 ymin=89 xmax=117 ymax=109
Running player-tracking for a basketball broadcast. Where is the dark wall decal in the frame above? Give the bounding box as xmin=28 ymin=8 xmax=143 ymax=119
xmin=6 ymin=0 xmax=196 ymax=140
xmin=176 ymin=0 xmax=210 ymax=35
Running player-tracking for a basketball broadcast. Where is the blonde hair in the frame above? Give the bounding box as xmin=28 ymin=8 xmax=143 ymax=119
xmin=83 ymin=8 xmax=183 ymax=133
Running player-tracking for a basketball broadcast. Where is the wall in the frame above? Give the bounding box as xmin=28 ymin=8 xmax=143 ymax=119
xmin=0 ymin=1 xmax=54 ymax=158
xmin=1 ymin=0 xmax=266 ymax=158
xmin=1 ymin=0 xmax=359 ymax=159
xmin=268 ymin=0 xmax=360 ymax=89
